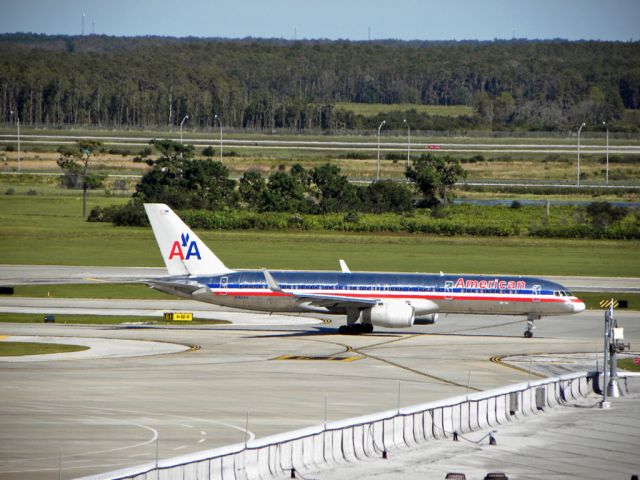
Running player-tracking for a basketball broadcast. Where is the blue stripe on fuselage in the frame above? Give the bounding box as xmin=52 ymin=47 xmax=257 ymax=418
xmin=195 ymin=271 xmax=566 ymax=296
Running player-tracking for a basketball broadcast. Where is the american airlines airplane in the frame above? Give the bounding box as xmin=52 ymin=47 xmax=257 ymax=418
xmin=144 ymin=203 xmax=585 ymax=337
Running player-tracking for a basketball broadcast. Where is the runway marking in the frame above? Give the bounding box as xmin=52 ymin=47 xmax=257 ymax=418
xmin=173 ymin=445 xmax=187 ymax=451
xmin=0 ymin=406 xmax=159 ymax=472
xmin=299 ymin=334 xmax=482 ymax=391
xmin=181 ymin=423 xmax=194 ymax=428
xmin=272 ymin=354 xmax=362 ymax=362
xmin=198 ymin=438 xmax=206 ymax=443
xmin=200 ymin=430 xmax=207 ymax=435
xmin=490 ymin=355 xmax=547 ymax=378
xmin=82 ymin=277 xmax=110 ymax=283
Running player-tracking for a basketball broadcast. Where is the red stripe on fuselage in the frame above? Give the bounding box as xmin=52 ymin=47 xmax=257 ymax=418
xmin=213 ymin=290 xmax=570 ymax=303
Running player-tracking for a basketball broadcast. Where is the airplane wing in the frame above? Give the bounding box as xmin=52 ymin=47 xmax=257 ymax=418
xmin=263 ymin=270 xmax=378 ymax=311
xmin=144 ymin=278 xmax=212 ymax=299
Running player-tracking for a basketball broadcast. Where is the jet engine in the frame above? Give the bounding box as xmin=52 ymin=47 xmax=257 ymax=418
xmin=362 ymin=301 xmax=415 ymax=328
xmin=415 ymin=313 xmax=439 ymax=324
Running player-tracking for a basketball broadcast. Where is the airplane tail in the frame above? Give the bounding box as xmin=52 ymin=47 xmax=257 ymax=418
xmin=144 ymin=203 xmax=233 ymax=277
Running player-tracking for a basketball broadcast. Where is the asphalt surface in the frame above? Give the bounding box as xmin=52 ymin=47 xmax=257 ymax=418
xmin=0 ymin=306 xmax=638 ymax=479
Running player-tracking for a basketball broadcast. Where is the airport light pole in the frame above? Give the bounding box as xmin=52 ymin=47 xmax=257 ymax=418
xmin=179 ymin=115 xmax=189 ymax=145
xmin=577 ymin=122 xmax=585 ymax=187
xmin=214 ymin=114 xmax=223 ymax=162
xmin=603 ymin=121 xmax=609 ymax=185
xmin=403 ymin=119 xmax=410 ymax=167
xmin=9 ymin=110 xmax=20 ymax=172
xmin=376 ymin=120 xmax=386 ymax=181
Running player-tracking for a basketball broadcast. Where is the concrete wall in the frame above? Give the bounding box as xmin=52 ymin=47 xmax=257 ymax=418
xmin=84 ymin=371 xmax=633 ymax=480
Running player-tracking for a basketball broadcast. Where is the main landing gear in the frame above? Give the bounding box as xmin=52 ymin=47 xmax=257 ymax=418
xmin=338 ymin=323 xmax=374 ymax=335
xmin=524 ymin=315 xmax=539 ymax=338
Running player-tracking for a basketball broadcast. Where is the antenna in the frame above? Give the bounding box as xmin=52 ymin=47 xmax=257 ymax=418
xmin=82 ymin=13 xmax=85 ymax=35
xmin=368 ymin=26 xmax=371 ymax=41
xmin=92 ymin=18 xmax=95 ymax=35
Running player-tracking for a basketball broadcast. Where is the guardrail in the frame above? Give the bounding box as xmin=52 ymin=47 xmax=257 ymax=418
xmin=84 ymin=371 xmax=611 ymax=480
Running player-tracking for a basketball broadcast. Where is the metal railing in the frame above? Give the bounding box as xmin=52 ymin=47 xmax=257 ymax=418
xmin=82 ymin=371 xmax=610 ymax=480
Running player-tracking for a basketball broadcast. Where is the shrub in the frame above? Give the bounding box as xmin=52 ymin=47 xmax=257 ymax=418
xmin=5 ymin=187 xmax=15 ymax=195
xmin=26 ymin=189 xmax=37 ymax=196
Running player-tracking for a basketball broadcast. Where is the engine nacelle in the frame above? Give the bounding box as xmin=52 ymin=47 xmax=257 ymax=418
xmin=415 ymin=313 xmax=439 ymax=324
xmin=362 ymin=301 xmax=415 ymax=328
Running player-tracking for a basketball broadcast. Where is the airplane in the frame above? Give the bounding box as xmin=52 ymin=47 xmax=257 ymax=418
xmin=144 ymin=203 xmax=585 ymax=337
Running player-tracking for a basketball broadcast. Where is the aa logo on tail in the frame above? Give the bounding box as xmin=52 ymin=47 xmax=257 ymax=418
xmin=168 ymin=233 xmax=201 ymax=260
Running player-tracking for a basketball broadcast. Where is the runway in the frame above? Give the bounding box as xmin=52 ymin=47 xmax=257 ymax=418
xmin=0 ymin=307 xmax=638 ymax=479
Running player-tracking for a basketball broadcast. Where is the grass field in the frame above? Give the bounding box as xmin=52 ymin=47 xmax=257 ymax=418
xmin=13 ymin=283 xmax=176 ymax=300
xmin=0 ymin=313 xmax=229 ymax=325
xmin=334 ymin=103 xmax=474 ymax=117
xmin=0 ymin=341 xmax=88 ymax=356
xmin=1 ymin=194 xmax=639 ymax=277
xmin=576 ymin=292 xmax=639 ymax=310
xmin=618 ymin=358 xmax=640 ymax=372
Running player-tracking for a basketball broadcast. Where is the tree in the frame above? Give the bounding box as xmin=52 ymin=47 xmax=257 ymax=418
xmin=135 ymin=139 xmax=236 ymax=210
xmin=405 ymin=154 xmax=466 ymax=208
xmin=56 ymin=140 xmax=103 ymax=218
xmin=309 ymin=163 xmax=360 ymax=214
xmin=361 ymin=180 xmax=413 ymax=213
xmin=264 ymin=168 xmax=308 ymax=212
xmin=239 ymin=171 xmax=268 ymax=211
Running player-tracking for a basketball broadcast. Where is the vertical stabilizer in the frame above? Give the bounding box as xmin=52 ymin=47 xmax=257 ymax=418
xmin=144 ymin=203 xmax=232 ymax=276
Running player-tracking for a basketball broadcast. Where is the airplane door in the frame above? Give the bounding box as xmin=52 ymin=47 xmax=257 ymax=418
xmin=444 ymin=281 xmax=454 ymax=300
xmin=220 ymin=276 xmax=229 ymax=295
xmin=532 ymin=284 xmax=541 ymax=302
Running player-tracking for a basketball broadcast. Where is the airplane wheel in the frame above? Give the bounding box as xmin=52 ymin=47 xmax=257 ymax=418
xmin=524 ymin=330 xmax=533 ymax=338
xmin=362 ymin=323 xmax=374 ymax=334
xmin=351 ymin=323 xmax=363 ymax=334
xmin=338 ymin=325 xmax=348 ymax=335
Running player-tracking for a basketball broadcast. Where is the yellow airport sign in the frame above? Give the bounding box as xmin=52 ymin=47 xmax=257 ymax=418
xmin=599 ymin=299 xmax=618 ymax=309
xmin=163 ymin=312 xmax=193 ymax=321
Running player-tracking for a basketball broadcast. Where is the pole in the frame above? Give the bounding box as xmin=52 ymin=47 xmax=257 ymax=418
xmin=601 ymin=303 xmax=610 ymax=408
xmin=397 ymin=381 xmax=401 ymax=414
xmin=216 ymin=115 xmax=223 ymax=162
xmin=604 ymin=122 xmax=609 ymax=186
xmin=403 ymin=119 xmax=410 ymax=166
xmin=17 ymin=115 xmax=20 ymax=173
xmin=324 ymin=394 xmax=327 ymax=430
xmin=244 ymin=412 xmax=250 ymax=448
xmin=180 ymin=115 xmax=189 ymax=144
xmin=577 ymin=122 xmax=585 ymax=187
xmin=607 ymin=302 xmax=620 ymax=398
xmin=376 ymin=120 xmax=385 ymax=181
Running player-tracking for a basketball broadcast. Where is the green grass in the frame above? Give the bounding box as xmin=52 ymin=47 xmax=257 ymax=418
xmin=0 ymin=341 xmax=88 ymax=356
xmin=618 ymin=358 xmax=640 ymax=372
xmin=576 ymin=292 xmax=640 ymax=310
xmin=13 ymin=284 xmax=178 ymax=300
xmin=1 ymin=194 xmax=639 ymax=277
xmin=334 ymin=103 xmax=474 ymax=117
xmin=0 ymin=313 xmax=230 ymax=325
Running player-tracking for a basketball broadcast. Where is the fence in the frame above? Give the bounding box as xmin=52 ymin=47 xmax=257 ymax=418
xmin=84 ymin=371 xmax=615 ymax=480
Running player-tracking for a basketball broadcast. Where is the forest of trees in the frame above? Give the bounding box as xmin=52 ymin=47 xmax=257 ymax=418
xmin=1 ymin=34 xmax=639 ymax=131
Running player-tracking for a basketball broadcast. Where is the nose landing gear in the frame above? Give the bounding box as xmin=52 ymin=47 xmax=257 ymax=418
xmin=524 ymin=315 xmax=539 ymax=338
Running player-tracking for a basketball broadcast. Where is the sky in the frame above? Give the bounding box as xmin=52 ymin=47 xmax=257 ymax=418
xmin=0 ymin=0 xmax=638 ymax=41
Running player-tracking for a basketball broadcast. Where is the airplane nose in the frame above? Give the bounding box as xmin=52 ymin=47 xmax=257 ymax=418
xmin=573 ymin=300 xmax=586 ymax=313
